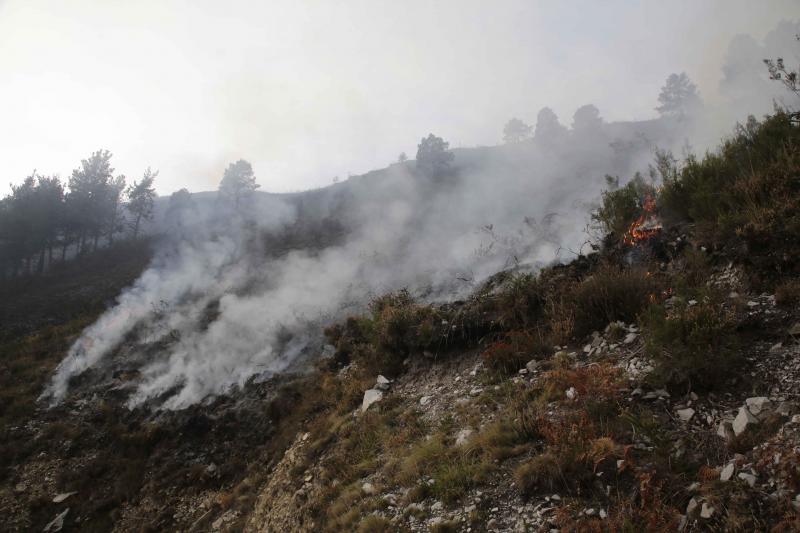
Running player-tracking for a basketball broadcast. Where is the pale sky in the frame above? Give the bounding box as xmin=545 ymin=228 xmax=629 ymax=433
xmin=1 ymin=1 xmax=798 ymax=194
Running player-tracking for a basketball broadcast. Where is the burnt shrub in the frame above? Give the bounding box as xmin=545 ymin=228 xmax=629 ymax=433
xmin=642 ymin=300 xmax=739 ymax=391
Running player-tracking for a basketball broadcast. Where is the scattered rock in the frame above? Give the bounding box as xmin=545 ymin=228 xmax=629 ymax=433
xmin=419 ymin=395 xmax=432 ymax=406
xmin=700 ymin=502 xmax=715 ymax=519
xmin=565 ymin=387 xmax=578 ymax=401
xmin=720 ymin=463 xmax=735 ymax=482
xmin=525 ymin=360 xmax=540 ymax=373
xmin=455 ymin=428 xmax=474 ymax=446
xmin=431 ymin=501 xmax=443 ymax=511
xmin=745 ymin=397 xmax=773 ymax=417
xmin=52 ymin=492 xmax=77 ymax=503
xmin=686 ymin=497 xmax=699 ymax=516
xmin=777 ymin=401 xmax=796 ymax=416
xmin=677 ymin=408 xmax=696 ymax=422
xmin=643 ymin=389 xmax=670 ymax=400
xmin=623 ymin=332 xmax=638 ymax=345
xmin=738 ymin=472 xmax=757 ymax=487
xmin=717 ymin=420 xmax=735 ymax=441
xmin=376 ymin=375 xmax=391 ymax=391
xmin=361 ymin=482 xmax=377 ymax=496
xmin=789 ymin=323 xmax=800 ymax=336
xmin=362 ymin=389 xmax=383 ymax=412
xmin=733 ymin=406 xmax=759 ymax=436
xmin=43 ymin=509 xmax=69 ymax=532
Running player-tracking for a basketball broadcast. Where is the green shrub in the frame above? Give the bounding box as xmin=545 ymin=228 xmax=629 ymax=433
xmin=660 ymin=113 xmax=800 ymax=246
xmin=642 ymin=301 xmax=739 ymax=390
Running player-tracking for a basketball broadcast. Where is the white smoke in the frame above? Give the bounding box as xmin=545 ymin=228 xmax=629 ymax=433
xmin=43 ymin=22 xmax=799 ymax=410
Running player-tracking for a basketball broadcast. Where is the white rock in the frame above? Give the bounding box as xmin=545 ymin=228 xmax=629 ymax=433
xmin=525 ymin=360 xmax=540 ymax=373
xmin=565 ymin=387 xmax=578 ymax=401
xmin=361 ymin=389 xmax=383 ymax=412
xmin=732 ymin=406 xmax=759 ymax=436
xmin=623 ymin=332 xmax=638 ymax=344
xmin=362 ymin=482 xmax=377 ymax=495
xmin=720 ymin=463 xmax=735 ymax=482
xmin=738 ymin=472 xmax=757 ymax=487
xmin=419 ymin=395 xmax=432 ymax=406
xmin=686 ymin=497 xmax=699 ymax=516
xmin=431 ymin=501 xmax=443 ymax=511
xmin=677 ymin=408 xmax=696 ymax=422
xmin=700 ymin=502 xmax=715 ymax=519
xmin=716 ymin=420 xmax=734 ymax=440
xmin=52 ymin=492 xmax=77 ymax=504
xmin=376 ymin=375 xmax=391 ymax=391
xmin=745 ymin=397 xmax=772 ymax=417
xmin=455 ymin=429 xmax=474 ymax=446
xmin=770 ymin=342 xmax=783 ymax=353
xmin=43 ymin=509 xmax=69 ymax=533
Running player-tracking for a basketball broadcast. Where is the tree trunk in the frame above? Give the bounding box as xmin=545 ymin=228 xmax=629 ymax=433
xmin=61 ymin=240 xmax=68 ymax=262
xmin=133 ymin=214 xmax=142 ymax=240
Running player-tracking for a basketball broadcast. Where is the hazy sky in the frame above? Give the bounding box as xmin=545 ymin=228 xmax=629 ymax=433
xmin=1 ymin=1 xmax=798 ymax=195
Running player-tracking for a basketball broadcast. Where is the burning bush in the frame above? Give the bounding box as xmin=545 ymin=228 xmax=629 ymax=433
xmin=592 ymin=173 xmax=658 ymax=241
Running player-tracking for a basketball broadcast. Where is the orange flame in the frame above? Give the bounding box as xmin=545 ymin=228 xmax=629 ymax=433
xmin=623 ymin=195 xmax=661 ymax=246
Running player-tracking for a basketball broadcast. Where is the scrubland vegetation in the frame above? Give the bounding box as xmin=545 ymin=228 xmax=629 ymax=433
xmin=263 ymin=110 xmax=800 ymax=531
xmin=3 ymin=82 xmax=800 ymax=531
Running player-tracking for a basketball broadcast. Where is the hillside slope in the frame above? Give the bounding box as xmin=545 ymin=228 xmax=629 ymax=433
xmin=2 ymin=112 xmax=799 ymax=532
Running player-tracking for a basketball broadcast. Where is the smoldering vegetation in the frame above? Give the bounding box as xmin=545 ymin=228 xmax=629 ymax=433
xmin=39 ymin=20 xmax=800 ymax=410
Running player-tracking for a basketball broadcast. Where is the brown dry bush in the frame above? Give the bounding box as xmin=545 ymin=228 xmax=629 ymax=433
xmin=775 ymin=278 xmax=800 ymax=307
xmin=481 ymin=329 xmax=548 ymax=375
xmin=568 ymin=265 xmax=657 ymax=337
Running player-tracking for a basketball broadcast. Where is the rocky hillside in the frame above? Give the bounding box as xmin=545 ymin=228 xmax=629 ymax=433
xmin=2 ymin=111 xmax=800 ymax=532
